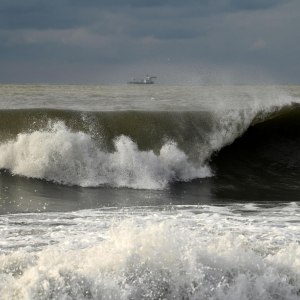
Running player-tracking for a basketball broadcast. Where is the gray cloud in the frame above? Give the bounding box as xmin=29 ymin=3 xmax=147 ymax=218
xmin=229 ymin=0 xmax=284 ymax=10
xmin=0 ymin=0 xmax=298 ymax=83
xmin=0 ymin=0 xmax=287 ymax=30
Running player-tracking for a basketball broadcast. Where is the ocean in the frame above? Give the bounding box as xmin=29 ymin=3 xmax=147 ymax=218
xmin=0 ymin=84 xmax=299 ymax=299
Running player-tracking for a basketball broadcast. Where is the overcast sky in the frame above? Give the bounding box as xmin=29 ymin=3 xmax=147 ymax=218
xmin=0 ymin=0 xmax=299 ymax=84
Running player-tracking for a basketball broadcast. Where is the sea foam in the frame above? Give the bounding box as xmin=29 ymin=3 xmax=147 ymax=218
xmin=1 ymin=206 xmax=300 ymax=300
xmin=0 ymin=122 xmax=211 ymax=189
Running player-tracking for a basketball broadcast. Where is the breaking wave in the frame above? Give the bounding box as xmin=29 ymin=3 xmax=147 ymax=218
xmin=0 ymin=100 xmax=299 ymax=189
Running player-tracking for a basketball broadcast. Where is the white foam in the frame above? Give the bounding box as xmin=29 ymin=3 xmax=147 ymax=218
xmin=0 ymin=205 xmax=299 ymax=299
xmin=0 ymin=122 xmax=211 ymax=189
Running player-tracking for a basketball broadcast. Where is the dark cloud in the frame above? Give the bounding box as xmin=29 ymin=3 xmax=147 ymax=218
xmin=230 ymin=0 xmax=285 ymax=10
xmin=0 ymin=1 xmax=88 ymax=29
xmin=0 ymin=0 xmax=298 ymax=83
xmin=0 ymin=0 xmax=287 ymax=30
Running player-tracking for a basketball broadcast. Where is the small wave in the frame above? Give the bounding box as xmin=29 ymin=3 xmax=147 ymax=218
xmin=0 ymin=122 xmax=211 ymax=189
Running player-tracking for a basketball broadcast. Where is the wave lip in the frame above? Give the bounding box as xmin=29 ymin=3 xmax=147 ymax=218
xmin=0 ymin=122 xmax=211 ymax=189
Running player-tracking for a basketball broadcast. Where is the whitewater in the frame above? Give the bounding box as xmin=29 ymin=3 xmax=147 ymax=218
xmin=0 ymin=84 xmax=300 ymax=299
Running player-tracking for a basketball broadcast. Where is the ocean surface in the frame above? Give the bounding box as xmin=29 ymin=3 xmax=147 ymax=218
xmin=0 ymin=84 xmax=300 ymax=299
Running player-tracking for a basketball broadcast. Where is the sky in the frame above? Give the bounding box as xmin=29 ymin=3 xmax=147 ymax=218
xmin=0 ymin=0 xmax=299 ymax=84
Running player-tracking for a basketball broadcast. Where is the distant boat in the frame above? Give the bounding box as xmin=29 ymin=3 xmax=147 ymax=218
xmin=128 ymin=75 xmax=157 ymax=84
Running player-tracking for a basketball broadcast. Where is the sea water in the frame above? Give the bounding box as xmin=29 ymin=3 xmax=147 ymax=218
xmin=0 ymin=84 xmax=299 ymax=299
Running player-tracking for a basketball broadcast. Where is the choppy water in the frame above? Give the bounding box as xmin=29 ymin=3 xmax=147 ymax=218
xmin=0 ymin=84 xmax=300 ymax=299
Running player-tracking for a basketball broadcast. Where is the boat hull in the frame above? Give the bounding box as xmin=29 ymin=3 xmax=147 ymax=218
xmin=127 ymin=81 xmax=154 ymax=84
